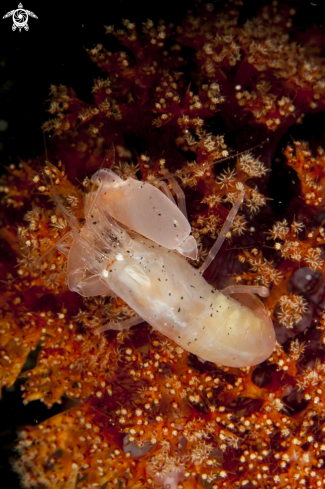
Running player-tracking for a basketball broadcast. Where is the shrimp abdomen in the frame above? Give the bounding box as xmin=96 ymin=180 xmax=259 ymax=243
xmin=101 ymin=235 xmax=275 ymax=367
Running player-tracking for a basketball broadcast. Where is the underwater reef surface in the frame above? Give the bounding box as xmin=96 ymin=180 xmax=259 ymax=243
xmin=1 ymin=1 xmax=325 ymax=488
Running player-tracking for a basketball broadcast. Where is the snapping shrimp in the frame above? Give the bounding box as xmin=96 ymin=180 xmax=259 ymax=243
xmin=47 ymin=166 xmax=275 ymax=368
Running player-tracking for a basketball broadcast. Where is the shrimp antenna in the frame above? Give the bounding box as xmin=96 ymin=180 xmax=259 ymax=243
xmin=40 ymin=118 xmax=79 ymax=230
xmin=85 ymin=143 xmax=116 ymax=219
xmin=47 ymin=165 xmax=79 ymax=228
xmin=154 ymin=139 xmax=270 ymax=182
xmin=41 ymin=115 xmax=49 ymax=164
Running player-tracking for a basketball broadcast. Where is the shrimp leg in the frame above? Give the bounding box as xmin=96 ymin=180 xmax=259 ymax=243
xmin=161 ymin=170 xmax=187 ymax=218
xmin=159 ymin=170 xmax=197 ymax=259
xmin=94 ymin=315 xmax=144 ymax=335
xmin=35 ymin=231 xmax=73 ymax=265
xmin=157 ymin=181 xmax=176 ymax=205
xmin=199 ymin=191 xmax=245 ymax=274
xmin=221 ymin=285 xmax=270 ymax=298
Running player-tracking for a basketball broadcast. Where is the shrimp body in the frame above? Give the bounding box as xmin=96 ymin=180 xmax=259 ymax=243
xmin=55 ymin=167 xmax=275 ymax=368
xmin=99 ymin=234 xmax=275 ymax=367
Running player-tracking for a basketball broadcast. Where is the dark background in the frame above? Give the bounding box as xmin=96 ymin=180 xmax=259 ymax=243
xmin=0 ymin=0 xmax=324 ymax=487
xmin=0 ymin=0 xmax=323 ymax=168
xmin=0 ymin=0 xmax=202 ymax=169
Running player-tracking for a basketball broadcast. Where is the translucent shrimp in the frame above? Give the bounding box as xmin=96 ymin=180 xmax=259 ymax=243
xmin=50 ymin=167 xmax=275 ymax=368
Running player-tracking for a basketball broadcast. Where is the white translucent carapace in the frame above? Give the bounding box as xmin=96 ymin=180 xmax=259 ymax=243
xmin=90 ymin=169 xmax=198 ymax=259
xmin=53 ymin=168 xmax=275 ymax=368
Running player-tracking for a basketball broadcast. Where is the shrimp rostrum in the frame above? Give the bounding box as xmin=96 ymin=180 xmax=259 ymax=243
xmin=49 ymin=167 xmax=275 ymax=368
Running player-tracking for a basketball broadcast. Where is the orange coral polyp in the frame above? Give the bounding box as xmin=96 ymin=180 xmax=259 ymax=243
xmin=1 ymin=2 xmax=325 ymax=489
